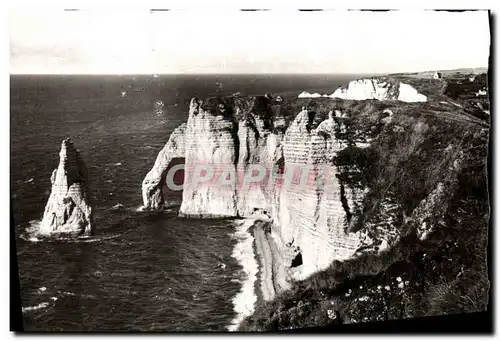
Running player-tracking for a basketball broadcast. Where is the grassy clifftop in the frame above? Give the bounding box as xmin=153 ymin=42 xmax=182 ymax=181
xmin=238 ymin=71 xmax=490 ymax=331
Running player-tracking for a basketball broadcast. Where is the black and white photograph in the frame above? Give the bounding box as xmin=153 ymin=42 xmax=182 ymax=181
xmin=9 ymin=6 xmax=492 ymax=333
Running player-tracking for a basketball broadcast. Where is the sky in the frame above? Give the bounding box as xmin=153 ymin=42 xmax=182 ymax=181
xmin=9 ymin=9 xmax=491 ymax=74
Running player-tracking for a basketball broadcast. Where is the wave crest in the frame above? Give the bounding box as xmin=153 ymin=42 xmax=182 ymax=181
xmin=227 ymin=219 xmax=259 ymax=332
xmin=19 ymin=220 xmax=121 ymax=243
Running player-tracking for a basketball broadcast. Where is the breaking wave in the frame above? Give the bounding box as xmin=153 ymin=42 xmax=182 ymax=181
xmin=227 ymin=219 xmax=259 ymax=331
xmin=19 ymin=220 xmax=122 ymax=243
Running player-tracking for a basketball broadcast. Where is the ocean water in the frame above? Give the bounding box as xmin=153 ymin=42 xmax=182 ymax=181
xmin=10 ymin=74 xmax=360 ymax=331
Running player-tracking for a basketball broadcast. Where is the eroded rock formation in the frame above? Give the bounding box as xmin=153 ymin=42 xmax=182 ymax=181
xmin=330 ymin=78 xmax=427 ymax=102
xmin=143 ymin=95 xmax=286 ymax=218
xmin=274 ymin=108 xmax=371 ymax=280
xmin=142 ymin=94 xmax=397 ymax=281
xmin=179 ymin=97 xmax=239 ymax=217
xmin=39 ymin=139 xmax=93 ymax=236
xmin=142 ymin=123 xmax=186 ymax=210
xmin=143 ymin=79 xmax=486 ymax=291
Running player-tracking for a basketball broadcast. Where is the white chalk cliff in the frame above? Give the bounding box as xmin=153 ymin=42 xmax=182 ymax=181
xmin=178 ymin=97 xmax=240 ymax=217
xmin=298 ymin=91 xmax=322 ymax=99
xmin=297 ymin=78 xmax=427 ymax=103
xmin=273 ymin=109 xmax=372 ymax=280
xmin=142 ymin=95 xmax=397 ymax=282
xmin=39 ymin=139 xmax=94 ymax=236
xmin=143 ymin=95 xmax=284 ymax=217
xmin=143 ymin=90 xmax=471 ymax=286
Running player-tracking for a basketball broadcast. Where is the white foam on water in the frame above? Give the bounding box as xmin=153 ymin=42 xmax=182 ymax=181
xmin=227 ymin=219 xmax=259 ymax=332
xmin=111 ymin=203 xmax=125 ymax=211
xmin=22 ymin=302 xmax=50 ymax=313
xmin=21 ymin=219 xmax=122 ymax=243
xmin=19 ymin=220 xmax=42 ymax=242
xmin=56 ymin=290 xmax=95 ymax=299
xmin=59 ymin=234 xmax=122 ymax=243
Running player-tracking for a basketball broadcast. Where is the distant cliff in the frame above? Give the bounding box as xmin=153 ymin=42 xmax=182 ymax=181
xmin=297 ymin=78 xmax=427 ymax=103
xmin=142 ymin=72 xmax=490 ymax=330
xmin=39 ymin=138 xmax=94 ymax=236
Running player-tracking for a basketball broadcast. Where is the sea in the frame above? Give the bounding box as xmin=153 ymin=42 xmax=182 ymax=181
xmin=10 ymin=73 xmax=361 ymax=331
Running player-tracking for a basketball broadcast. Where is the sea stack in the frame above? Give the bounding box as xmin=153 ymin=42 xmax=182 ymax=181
xmin=39 ymin=138 xmax=94 ymax=237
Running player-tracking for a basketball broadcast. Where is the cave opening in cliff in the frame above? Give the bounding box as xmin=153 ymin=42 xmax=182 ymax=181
xmin=275 ymin=156 xmax=285 ymax=175
xmin=162 ymin=157 xmax=185 ymax=206
xmin=290 ymin=252 xmax=303 ymax=268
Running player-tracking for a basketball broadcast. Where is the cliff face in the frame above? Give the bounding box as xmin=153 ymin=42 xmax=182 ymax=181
xmin=234 ymin=98 xmax=281 ymax=218
xmin=141 ymin=95 xmax=422 ymax=280
xmin=275 ymin=109 xmax=355 ymax=279
xmin=143 ymin=95 xmax=289 ymax=218
xmin=39 ymin=139 xmax=93 ymax=236
xmin=297 ymin=78 xmax=427 ymax=103
xmin=331 ymin=78 xmax=427 ymax=102
xmin=179 ymin=97 xmax=239 ymax=217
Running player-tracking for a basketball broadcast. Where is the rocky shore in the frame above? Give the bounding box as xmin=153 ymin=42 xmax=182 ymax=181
xmin=251 ymin=219 xmax=291 ymax=303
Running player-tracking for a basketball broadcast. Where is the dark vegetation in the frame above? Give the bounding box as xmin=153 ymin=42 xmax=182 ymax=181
xmin=397 ymin=72 xmax=490 ymax=122
xmin=441 ymin=73 xmax=490 ymax=121
xmin=443 ymin=73 xmax=488 ymax=100
xmin=238 ymin=72 xmax=490 ymax=331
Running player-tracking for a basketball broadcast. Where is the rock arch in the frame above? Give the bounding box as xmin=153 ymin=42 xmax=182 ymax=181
xmin=142 ymin=123 xmax=187 ymax=210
